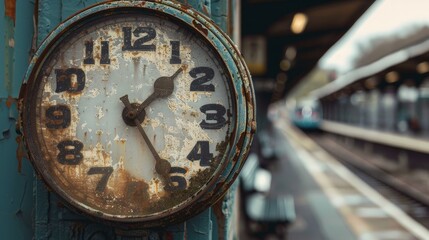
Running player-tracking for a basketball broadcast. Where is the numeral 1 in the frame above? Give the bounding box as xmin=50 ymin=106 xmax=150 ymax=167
xmin=84 ymin=41 xmax=95 ymax=64
xmin=170 ymin=41 xmax=181 ymax=64
xmin=100 ymin=41 xmax=111 ymax=64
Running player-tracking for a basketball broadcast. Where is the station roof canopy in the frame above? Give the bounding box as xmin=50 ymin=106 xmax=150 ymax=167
xmin=310 ymin=36 xmax=429 ymax=99
xmin=242 ymin=0 xmax=374 ymax=99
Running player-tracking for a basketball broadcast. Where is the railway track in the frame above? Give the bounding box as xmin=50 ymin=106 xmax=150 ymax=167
xmin=308 ymin=132 xmax=429 ymax=229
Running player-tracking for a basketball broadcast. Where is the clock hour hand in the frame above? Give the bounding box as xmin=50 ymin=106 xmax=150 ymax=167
xmin=120 ymin=96 xmax=172 ymax=179
xmin=121 ymin=66 xmax=183 ymax=121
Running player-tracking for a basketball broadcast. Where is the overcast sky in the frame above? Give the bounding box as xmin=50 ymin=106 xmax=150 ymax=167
xmin=319 ymin=0 xmax=429 ymax=73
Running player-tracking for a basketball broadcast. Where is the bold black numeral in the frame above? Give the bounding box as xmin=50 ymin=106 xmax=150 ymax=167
xmin=165 ymin=167 xmax=187 ymax=192
xmin=170 ymin=41 xmax=181 ymax=64
xmin=122 ymin=27 xmax=156 ymax=51
xmin=200 ymin=104 xmax=227 ymax=129
xmin=100 ymin=41 xmax=111 ymax=64
xmin=88 ymin=167 xmax=113 ymax=192
xmin=190 ymin=67 xmax=215 ymax=92
xmin=84 ymin=41 xmax=95 ymax=64
xmin=57 ymin=140 xmax=83 ymax=165
xmin=84 ymin=40 xmax=110 ymax=64
xmin=45 ymin=105 xmax=71 ymax=129
xmin=187 ymin=141 xmax=213 ymax=167
xmin=55 ymin=68 xmax=85 ymax=93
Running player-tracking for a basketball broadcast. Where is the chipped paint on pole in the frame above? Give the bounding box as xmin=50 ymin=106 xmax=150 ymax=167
xmin=1 ymin=0 xmax=37 ymax=239
xmin=4 ymin=0 xmax=16 ymax=95
xmin=1 ymin=0 xmax=253 ymax=239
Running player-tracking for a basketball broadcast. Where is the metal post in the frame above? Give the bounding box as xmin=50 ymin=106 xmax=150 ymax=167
xmin=0 ymin=0 xmax=240 ymax=239
xmin=0 ymin=0 xmax=35 ymax=239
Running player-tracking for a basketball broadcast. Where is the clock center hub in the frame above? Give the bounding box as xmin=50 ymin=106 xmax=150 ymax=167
xmin=122 ymin=103 xmax=146 ymax=126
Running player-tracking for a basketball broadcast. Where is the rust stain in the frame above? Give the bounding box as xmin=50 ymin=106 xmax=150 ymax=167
xmin=211 ymin=180 xmax=225 ymax=199
xmin=213 ymin=199 xmax=226 ymax=240
xmin=135 ymin=1 xmax=148 ymax=7
xmin=202 ymin=4 xmax=210 ymax=16
xmin=250 ymin=120 xmax=257 ymax=133
xmin=16 ymin=136 xmax=25 ymax=173
xmin=6 ymin=96 xmax=16 ymax=108
xmin=180 ymin=2 xmax=190 ymax=11
xmin=234 ymin=132 xmax=246 ymax=160
xmin=16 ymin=98 xmax=24 ymax=136
xmin=5 ymin=0 xmax=16 ymax=23
xmin=192 ymin=20 xmax=208 ymax=36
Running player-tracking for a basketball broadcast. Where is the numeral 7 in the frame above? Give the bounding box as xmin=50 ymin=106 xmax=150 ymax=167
xmin=88 ymin=166 xmax=113 ymax=192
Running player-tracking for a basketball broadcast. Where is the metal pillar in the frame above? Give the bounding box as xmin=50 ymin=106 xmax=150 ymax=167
xmin=1 ymin=0 xmax=240 ymax=239
xmin=1 ymin=0 xmax=35 ymax=239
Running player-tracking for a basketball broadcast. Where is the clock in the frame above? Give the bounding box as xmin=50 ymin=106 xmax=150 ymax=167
xmin=19 ymin=0 xmax=255 ymax=227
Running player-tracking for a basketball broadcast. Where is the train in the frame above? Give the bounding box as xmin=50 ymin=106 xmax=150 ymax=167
xmin=291 ymin=99 xmax=322 ymax=130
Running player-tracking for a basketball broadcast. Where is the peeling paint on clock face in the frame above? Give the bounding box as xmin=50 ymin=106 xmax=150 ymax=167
xmin=32 ymin=12 xmax=235 ymax=218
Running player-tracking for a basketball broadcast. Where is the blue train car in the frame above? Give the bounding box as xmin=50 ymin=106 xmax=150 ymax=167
xmin=292 ymin=99 xmax=322 ymax=130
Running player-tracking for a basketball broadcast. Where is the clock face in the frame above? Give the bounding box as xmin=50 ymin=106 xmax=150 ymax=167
xmin=23 ymin=9 xmax=237 ymax=222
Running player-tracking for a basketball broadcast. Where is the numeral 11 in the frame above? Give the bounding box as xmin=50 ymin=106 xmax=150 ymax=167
xmin=84 ymin=40 xmax=111 ymax=65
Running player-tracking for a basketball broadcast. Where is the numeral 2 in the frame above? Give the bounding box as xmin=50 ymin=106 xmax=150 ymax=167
xmin=200 ymin=104 xmax=227 ymax=129
xmin=187 ymin=141 xmax=213 ymax=167
xmin=88 ymin=167 xmax=113 ymax=192
xmin=190 ymin=67 xmax=215 ymax=92
xmin=122 ymin=27 xmax=156 ymax=51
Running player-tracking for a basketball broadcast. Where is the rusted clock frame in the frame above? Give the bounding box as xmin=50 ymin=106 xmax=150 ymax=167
xmin=19 ymin=0 xmax=255 ymax=227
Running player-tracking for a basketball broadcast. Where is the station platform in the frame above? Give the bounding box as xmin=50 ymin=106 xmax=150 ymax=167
xmin=253 ymin=117 xmax=429 ymax=240
xmin=320 ymin=120 xmax=429 ymax=155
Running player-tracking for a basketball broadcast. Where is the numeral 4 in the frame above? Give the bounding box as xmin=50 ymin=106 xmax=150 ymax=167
xmin=187 ymin=141 xmax=213 ymax=167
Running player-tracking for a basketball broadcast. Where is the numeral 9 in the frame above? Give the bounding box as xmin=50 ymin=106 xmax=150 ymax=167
xmin=45 ymin=105 xmax=71 ymax=129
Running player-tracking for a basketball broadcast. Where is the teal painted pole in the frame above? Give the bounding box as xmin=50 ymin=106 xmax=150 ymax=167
xmin=0 ymin=1 xmax=240 ymax=239
xmin=0 ymin=0 xmax=36 ymax=239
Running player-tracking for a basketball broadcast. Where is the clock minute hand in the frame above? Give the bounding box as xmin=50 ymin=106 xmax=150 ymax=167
xmin=133 ymin=118 xmax=172 ymax=177
xmin=120 ymin=96 xmax=172 ymax=178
